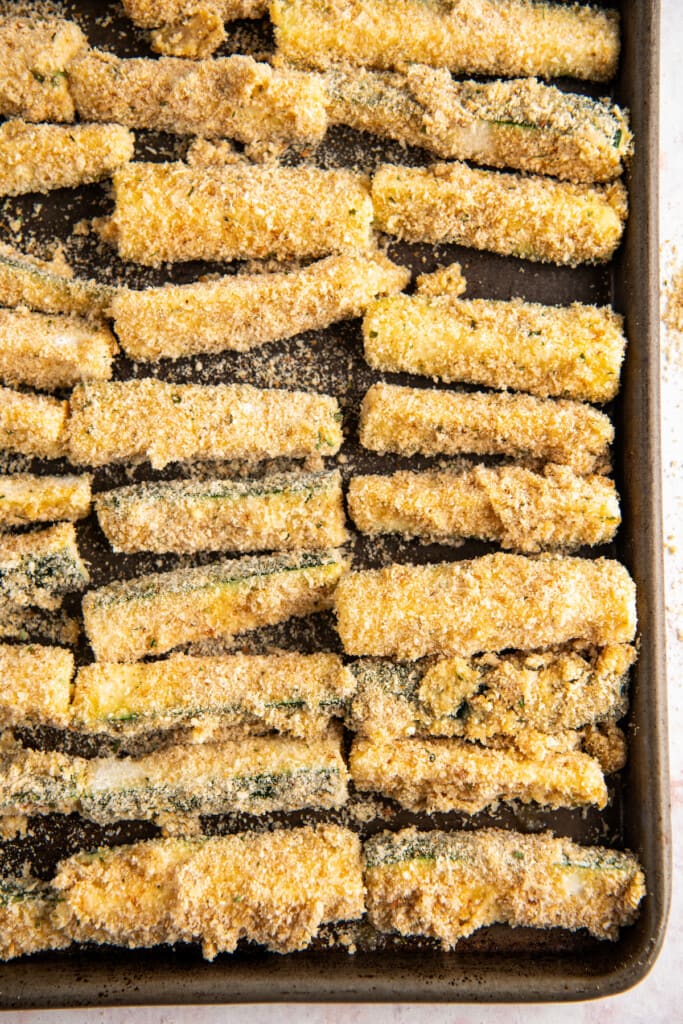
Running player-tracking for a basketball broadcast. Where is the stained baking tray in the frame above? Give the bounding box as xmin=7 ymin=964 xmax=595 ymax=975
xmin=0 ymin=0 xmax=670 ymax=1006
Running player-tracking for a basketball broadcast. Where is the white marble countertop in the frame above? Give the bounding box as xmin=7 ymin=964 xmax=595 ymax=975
xmin=6 ymin=2 xmax=683 ymax=1020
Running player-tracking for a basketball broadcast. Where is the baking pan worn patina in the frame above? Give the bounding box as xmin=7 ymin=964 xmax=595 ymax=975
xmin=0 ymin=0 xmax=670 ymax=1006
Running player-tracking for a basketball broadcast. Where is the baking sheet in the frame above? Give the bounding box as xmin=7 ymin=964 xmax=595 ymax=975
xmin=0 ymin=0 xmax=670 ymax=1005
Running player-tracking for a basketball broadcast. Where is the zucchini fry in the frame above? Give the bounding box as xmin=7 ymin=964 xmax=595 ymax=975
xmin=325 ymin=65 xmax=631 ymax=183
xmin=103 ymin=162 xmax=373 ymax=266
xmin=272 ymin=0 xmax=619 ymax=82
xmin=0 ymin=243 xmax=113 ymax=318
xmin=359 ymin=384 xmax=613 ymax=475
xmin=0 ymin=473 xmax=91 ymax=530
xmin=0 ymin=642 xmax=74 ymax=730
xmin=123 ymin=0 xmax=266 ymax=28
xmin=0 ymin=386 xmax=68 ymax=460
xmin=83 ymin=548 xmax=347 ymax=662
xmin=68 ymin=380 xmax=343 ymax=470
xmin=96 ymin=471 xmax=348 ymax=554
xmin=53 ymin=824 xmax=362 ymax=957
xmin=0 ymin=308 xmax=117 ymax=391
xmin=350 ymin=735 xmax=607 ymax=813
xmin=0 ymin=17 xmax=85 ymax=122
xmin=334 ymin=552 xmax=636 ymax=659
xmin=0 ymin=605 xmax=80 ymax=646
xmin=348 ymin=644 xmax=635 ymax=741
xmin=0 ymin=877 xmax=69 ymax=961
xmin=364 ymin=828 xmax=645 ymax=947
xmin=72 ymin=652 xmax=354 ymax=741
xmin=0 ymin=121 xmax=134 ymax=197
xmin=347 ymin=464 xmax=620 ymax=552
xmin=69 ymin=51 xmax=326 ymax=151
xmin=372 ymin=162 xmax=627 ymax=266
xmin=110 ymin=252 xmax=409 ymax=361
xmin=0 ymin=523 xmax=89 ymax=610
xmin=363 ymin=290 xmax=626 ymax=403
xmin=0 ymin=733 xmax=348 ymax=823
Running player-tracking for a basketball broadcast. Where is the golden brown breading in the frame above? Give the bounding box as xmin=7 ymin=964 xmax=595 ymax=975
xmin=0 ymin=17 xmax=85 ymax=122
xmin=0 ymin=642 xmax=74 ymax=729
xmin=0 ymin=243 xmax=113 ymax=318
xmin=0 ymin=473 xmax=91 ymax=530
xmin=0 ymin=386 xmax=68 ymax=460
xmin=0 ymin=523 xmax=90 ymax=610
xmin=0 ymin=878 xmax=69 ymax=961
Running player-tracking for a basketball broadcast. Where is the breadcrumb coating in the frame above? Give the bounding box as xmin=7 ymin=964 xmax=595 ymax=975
xmin=272 ymin=0 xmax=620 ymax=82
xmin=0 ymin=523 xmax=89 ymax=610
xmin=68 ymin=380 xmax=343 ymax=470
xmin=0 ymin=877 xmax=69 ymax=961
xmin=359 ymin=384 xmax=613 ymax=475
xmin=0 ymin=473 xmax=91 ymax=529
xmin=0 ymin=243 xmax=113 ymax=318
xmin=110 ymin=252 xmax=409 ymax=362
xmin=372 ymin=162 xmax=627 ymax=266
xmin=364 ymin=828 xmax=645 ymax=947
xmin=0 ymin=17 xmax=85 ymax=122
xmin=0 ymin=386 xmax=68 ymax=460
xmin=334 ymin=552 xmax=636 ymax=659
xmin=0 ymin=604 xmax=80 ymax=646
xmin=105 ymin=162 xmax=373 ymax=266
xmin=83 ymin=548 xmax=348 ymax=662
xmin=347 ymin=464 xmax=620 ymax=552
xmin=0 ymin=642 xmax=74 ymax=729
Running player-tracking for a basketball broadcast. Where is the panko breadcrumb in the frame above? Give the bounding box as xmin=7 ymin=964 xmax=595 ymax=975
xmin=0 ymin=473 xmax=91 ymax=529
xmin=0 ymin=642 xmax=74 ymax=729
xmin=0 ymin=523 xmax=89 ymax=610
xmin=0 ymin=242 xmax=113 ymax=318
xmin=0 ymin=385 xmax=68 ymax=459
xmin=0 ymin=16 xmax=85 ymax=122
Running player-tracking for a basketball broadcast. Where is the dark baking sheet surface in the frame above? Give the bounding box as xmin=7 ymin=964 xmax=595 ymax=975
xmin=0 ymin=0 xmax=670 ymax=1006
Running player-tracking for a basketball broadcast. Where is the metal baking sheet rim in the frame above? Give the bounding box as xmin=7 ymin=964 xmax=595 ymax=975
xmin=0 ymin=0 xmax=671 ymax=1006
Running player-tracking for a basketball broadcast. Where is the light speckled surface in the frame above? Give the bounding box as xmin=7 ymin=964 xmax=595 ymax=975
xmin=6 ymin=1 xmax=682 ymax=1019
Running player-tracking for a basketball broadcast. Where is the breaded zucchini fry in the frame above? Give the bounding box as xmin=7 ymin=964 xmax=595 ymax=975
xmin=123 ymin=0 xmax=266 ymax=28
xmin=72 ymin=652 xmax=354 ymax=741
xmin=363 ymin=290 xmax=626 ymax=403
xmin=348 ymin=644 xmax=635 ymax=741
xmin=350 ymin=735 xmax=607 ymax=812
xmin=372 ymin=162 xmax=627 ymax=266
xmin=0 ymin=604 xmax=80 ymax=646
xmin=96 ymin=471 xmax=348 ymax=554
xmin=53 ymin=824 xmax=362 ymax=957
xmin=272 ymin=0 xmax=619 ymax=82
xmin=0 ymin=733 xmax=348 ymax=822
xmin=0 ymin=877 xmax=69 ymax=961
xmin=334 ymin=552 xmax=636 ymax=659
xmin=0 ymin=243 xmax=113 ymax=318
xmin=359 ymin=384 xmax=613 ymax=475
xmin=0 ymin=17 xmax=85 ymax=122
xmin=0 ymin=386 xmax=68 ymax=460
xmin=325 ymin=66 xmax=632 ymax=183
xmin=0 ymin=308 xmax=117 ymax=391
xmin=347 ymin=464 xmax=620 ymax=552
xmin=68 ymin=380 xmax=343 ymax=470
xmin=0 ymin=473 xmax=91 ymax=530
xmin=0 ymin=523 xmax=89 ymax=610
xmin=104 ymin=162 xmax=373 ymax=266
xmin=69 ymin=52 xmax=326 ymax=151
xmin=110 ymin=253 xmax=409 ymax=361
xmin=83 ymin=548 xmax=347 ymax=662
xmin=0 ymin=121 xmax=134 ymax=197
xmin=0 ymin=642 xmax=74 ymax=730
xmin=364 ymin=828 xmax=645 ymax=946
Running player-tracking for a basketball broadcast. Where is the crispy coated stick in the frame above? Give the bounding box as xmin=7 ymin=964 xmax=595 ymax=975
xmin=0 ymin=642 xmax=74 ymax=729
xmin=350 ymin=735 xmax=608 ymax=813
xmin=372 ymin=162 xmax=627 ymax=266
xmin=52 ymin=825 xmax=362 ymax=958
xmin=325 ymin=66 xmax=632 ymax=183
xmin=83 ymin=548 xmax=348 ymax=662
xmin=110 ymin=253 xmax=409 ymax=361
xmin=359 ymin=384 xmax=613 ymax=475
xmin=364 ymin=828 xmax=645 ymax=947
xmin=0 ymin=523 xmax=90 ymax=610
xmin=0 ymin=878 xmax=69 ymax=961
xmin=0 ymin=605 xmax=80 ymax=646
xmin=348 ymin=644 xmax=635 ymax=741
xmin=103 ymin=162 xmax=373 ymax=266
xmin=363 ymin=287 xmax=626 ymax=403
xmin=334 ymin=552 xmax=637 ymax=660
xmin=271 ymin=0 xmax=620 ymax=82
xmin=68 ymin=380 xmax=343 ymax=470
xmin=0 ymin=17 xmax=85 ymax=122
xmin=69 ymin=52 xmax=327 ymax=152
xmin=72 ymin=652 xmax=354 ymax=742
xmin=0 ymin=731 xmax=349 ymax=824
xmin=347 ymin=464 xmax=620 ymax=553
xmin=0 ymin=243 xmax=113 ymax=318
xmin=0 ymin=386 xmax=68 ymax=460
xmin=96 ymin=471 xmax=348 ymax=554
xmin=0 ymin=121 xmax=134 ymax=197
xmin=0 ymin=308 xmax=117 ymax=391
xmin=0 ymin=473 xmax=91 ymax=529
